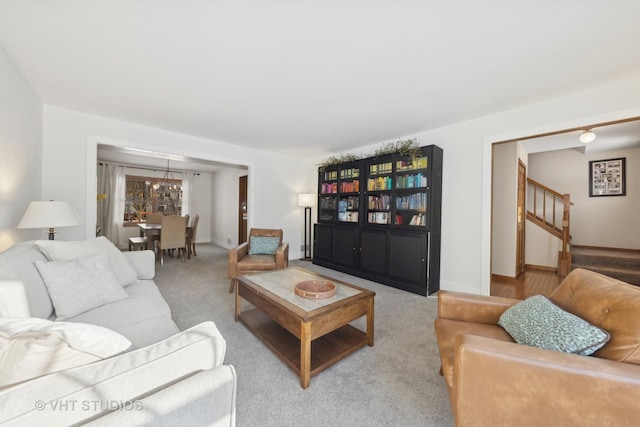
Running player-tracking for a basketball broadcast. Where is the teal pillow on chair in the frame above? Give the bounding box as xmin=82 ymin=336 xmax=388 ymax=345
xmin=249 ymin=236 xmax=280 ymax=255
xmin=498 ymin=295 xmax=610 ymax=356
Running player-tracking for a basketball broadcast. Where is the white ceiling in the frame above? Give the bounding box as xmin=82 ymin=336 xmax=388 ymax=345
xmin=1 ymin=1 xmax=640 ymax=157
xmin=97 ymin=144 xmax=245 ymax=174
xmin=521 ymin=119 xmax=640 ymax=154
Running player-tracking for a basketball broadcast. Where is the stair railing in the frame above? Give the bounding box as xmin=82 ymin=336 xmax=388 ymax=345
xmin=526 ymin=178 xmax=571 ymax=275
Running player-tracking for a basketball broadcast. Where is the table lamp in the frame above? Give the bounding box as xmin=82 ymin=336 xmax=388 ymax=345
xmin=18 ymin=201 xmax=82 ymax=240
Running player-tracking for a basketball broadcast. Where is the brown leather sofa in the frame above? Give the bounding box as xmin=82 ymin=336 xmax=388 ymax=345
xmin=434 ymin=268 xmax=640 ymax=427
xmin=228 ymin=228 xmax=289 ymax=293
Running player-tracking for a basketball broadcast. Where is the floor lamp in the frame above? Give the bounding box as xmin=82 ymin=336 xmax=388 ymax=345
xmin=297 ymin=193 xmax=316 ymax=260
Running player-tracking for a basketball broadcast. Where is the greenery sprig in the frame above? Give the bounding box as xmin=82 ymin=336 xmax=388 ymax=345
xmin=318 ymin=138 xmax=422 ymax=171
xmin=374 ymin=138 xmax=422 ymax=161
xmin=318 ymin=153 xmax=360 ymax=172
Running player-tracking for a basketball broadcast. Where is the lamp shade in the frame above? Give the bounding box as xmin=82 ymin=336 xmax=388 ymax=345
xmin=297 ymin=193 xmax=316 ymax=208
xmin=18 ymin=201 xmax=82 ymax=229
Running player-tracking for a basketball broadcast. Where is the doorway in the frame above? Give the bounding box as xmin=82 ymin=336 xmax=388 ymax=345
xmin=238 ymin=175 xmax=248 ymax=244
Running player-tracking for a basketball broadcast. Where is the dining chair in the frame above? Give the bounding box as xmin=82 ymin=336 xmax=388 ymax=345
xmin=146 ymin=213 xmax=163 ymax=224
xmin=155 ymin=215 xmax=187 ymax=266
xmin=144 ymin=213 xmax=163 ymax=242
xmin=188 ymin=214 xmax=199 ymax=257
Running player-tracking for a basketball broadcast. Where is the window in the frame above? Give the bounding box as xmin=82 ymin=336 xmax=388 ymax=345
xmin=124 ymin=175 xmax=182 ymax=224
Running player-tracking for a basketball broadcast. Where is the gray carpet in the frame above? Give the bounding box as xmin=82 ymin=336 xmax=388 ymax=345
xmin=154 ymin=244 xmax=453 ymax=427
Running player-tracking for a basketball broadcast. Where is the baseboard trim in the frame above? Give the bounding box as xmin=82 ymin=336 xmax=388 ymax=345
xmin=525 ymin=264 xmax=557 ymax=272
xmin=572 ymin=245 xmax=640 ymax=253
xmin=491 ymin=273 xmax=518 ymax=284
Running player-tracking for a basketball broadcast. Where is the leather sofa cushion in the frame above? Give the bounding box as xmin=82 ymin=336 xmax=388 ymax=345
xmin=551 ymin=268 xmax=640 ymax=364
xmin=434 ymin=318 xmax=514 ymax=387
xmin=237 ymin=255 xmax=277 ymax=272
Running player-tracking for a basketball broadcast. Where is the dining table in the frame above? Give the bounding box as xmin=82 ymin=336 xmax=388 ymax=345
xmin=138 ymin=223 xmax=194 ymax=259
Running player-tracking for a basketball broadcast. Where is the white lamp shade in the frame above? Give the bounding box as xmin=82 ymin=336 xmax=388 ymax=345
xmin=18 ymin=201 xmax=82 ymax=229
xmin=297 ymin=193 xmax=316 ymax=207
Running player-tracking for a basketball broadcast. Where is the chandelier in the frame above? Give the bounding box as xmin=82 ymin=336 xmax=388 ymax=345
xmin=153 ymin=160 xmax=182 ymax=192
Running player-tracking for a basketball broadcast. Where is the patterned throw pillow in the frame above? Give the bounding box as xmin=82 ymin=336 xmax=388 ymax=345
xmin=498 ymin=295 xmax=610 ymax=355
xmin=248 ymin=236 xmax=280 ymax=255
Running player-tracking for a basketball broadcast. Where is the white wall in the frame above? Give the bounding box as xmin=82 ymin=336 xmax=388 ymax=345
xmin=211 ymin=167 xmax=247 ymax=248
xmin=491 ymin=141 xmax=530 ymax=277
xmin=491 ymin=142 xmax=518 ymax=277
xmin=529 ymin=146 xmax=640 ymax=250
xmin=0 ymin=44 xmax=43 ymax=250
xmin=41 ymin=106 xmax=317 ymax=259
xmin=525 ymin=221 xmax=562 ymax=268
xmin=350 ymin=72 xmax=640 ymax=295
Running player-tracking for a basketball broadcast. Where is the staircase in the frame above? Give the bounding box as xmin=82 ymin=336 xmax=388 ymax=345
xmin=571 ymin=246 xmax=640 ymax=286
xmin=526 ymin=178 xmax=571 ymax=275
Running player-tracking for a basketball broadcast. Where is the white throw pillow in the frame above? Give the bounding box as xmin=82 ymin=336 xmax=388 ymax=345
xmin=0 ymin=317 xmax=131 ymax=388
xmin=35 ymin=252 xmax=129 ymax=320
xmin=35 ymin=237 xmax=138 ymax=287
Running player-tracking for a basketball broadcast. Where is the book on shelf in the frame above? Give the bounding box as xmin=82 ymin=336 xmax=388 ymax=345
xmin=338 ymin=211 xmax=358 ymax=222
xmin=369 ymin=162 xmax=392 ymax=175
xmin=367 ymin=211 xmax=390 ymax=224
xmin=324 ymin=171 xmax=338 ymax=181
xmin=367 ymin=176 xmax=392 ymax=191
xmin=396 ymin=157 xmax=428 ymax=171
xmin=340 ymin=168 xmax=359 ymax=179
xmin=408 ymin=214 xmax=426 ymax=226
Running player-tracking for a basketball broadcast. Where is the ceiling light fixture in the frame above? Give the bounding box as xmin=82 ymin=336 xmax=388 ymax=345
xmin=579 ymin=129 xmax=596 ymax=144
xmin=153 ymin=160 xmax=182 ymax=192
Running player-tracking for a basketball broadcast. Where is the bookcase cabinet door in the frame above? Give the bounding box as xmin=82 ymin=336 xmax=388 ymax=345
xmin=388 ymin=232 xmax=427 ymax=287
xmin=333 ymin=226 xmax=359 ymax=268
xmin=313 ymin=224 xmax=333 ymax=261
xmin=360 ymin=229 xmax=387 ymax=275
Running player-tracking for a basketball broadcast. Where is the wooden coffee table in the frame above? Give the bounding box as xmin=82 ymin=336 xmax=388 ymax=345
xmin=234 ymin=266 xmax=375 ymax=388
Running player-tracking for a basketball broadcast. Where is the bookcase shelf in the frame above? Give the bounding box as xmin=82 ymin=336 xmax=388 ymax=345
xmin=314 ymin=145 xmax=443 ymax=296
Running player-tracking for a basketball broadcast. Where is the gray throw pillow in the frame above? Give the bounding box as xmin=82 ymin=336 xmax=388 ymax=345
xmin=35 ymin=252 xmax=129 ymax=320
xmin=498 ymin=295 xmax=610 ymax=355
xmin=249 ymin=236 xmax=280 ymax=255
xmin=36 ymin=237 xmax=139 ymax=287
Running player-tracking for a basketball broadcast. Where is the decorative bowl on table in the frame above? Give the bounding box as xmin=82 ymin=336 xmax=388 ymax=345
xmin=295 ymin=280 xmax=336 ymax=299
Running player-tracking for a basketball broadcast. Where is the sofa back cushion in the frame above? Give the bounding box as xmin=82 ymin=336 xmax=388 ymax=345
xmin=36 ymin=237 xmax=138 ymax=287
xmin=550 ymin=268 xmax=640 ymax=364
xmin=0 ymin=242 xmax=53 ymax=318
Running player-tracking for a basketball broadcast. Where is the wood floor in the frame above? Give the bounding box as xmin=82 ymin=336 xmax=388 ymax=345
xmin=490 ymin=268 xmax=563 ymax=300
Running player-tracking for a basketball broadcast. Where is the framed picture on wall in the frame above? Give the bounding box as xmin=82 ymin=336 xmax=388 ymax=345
xmin=589 ymin=157 xmax=626 ymax=197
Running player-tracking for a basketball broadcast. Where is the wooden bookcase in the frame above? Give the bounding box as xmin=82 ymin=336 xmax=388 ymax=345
xmin=313 ymin=145 xmax=443 ymax=296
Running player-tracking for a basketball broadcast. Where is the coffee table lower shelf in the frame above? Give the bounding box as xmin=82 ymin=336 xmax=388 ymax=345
xmin=238 ymin=308 xmax=368 ymax=380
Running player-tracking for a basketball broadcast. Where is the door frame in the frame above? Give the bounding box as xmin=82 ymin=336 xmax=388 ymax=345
xmin=516 ymin=159 xmax=526 ymax=277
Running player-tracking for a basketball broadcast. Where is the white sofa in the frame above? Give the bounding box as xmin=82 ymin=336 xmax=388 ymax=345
xmin=0 ymin=238 xmax=237 ymax=426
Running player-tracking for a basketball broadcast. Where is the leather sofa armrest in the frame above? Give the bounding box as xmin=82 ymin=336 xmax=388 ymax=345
xmin=454 ymin=334 xmax=640 ymax=427
xmin=228 ymin=242 xmax=249 ymax=279
xmin=275 ymin=243 xmax=289 ymax=269
xmin=437 ymin=290 xmax=519 ymax=324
